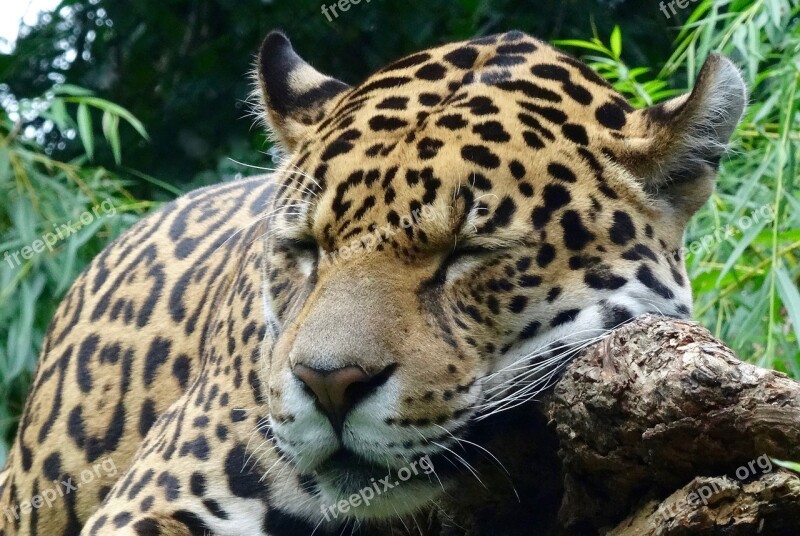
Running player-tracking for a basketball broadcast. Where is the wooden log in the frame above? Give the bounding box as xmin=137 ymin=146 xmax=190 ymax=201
xmin=609 ymin=471 xmax=800 ymax=535
xmin=430 ymin=315 xmax=800 ymax=535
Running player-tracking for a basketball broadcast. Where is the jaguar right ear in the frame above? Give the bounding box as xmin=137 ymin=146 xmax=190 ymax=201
xmin=627 ymin=54 xmax=747 ymax=224
xmin=256 ymin=31 xmax=351 ymax=151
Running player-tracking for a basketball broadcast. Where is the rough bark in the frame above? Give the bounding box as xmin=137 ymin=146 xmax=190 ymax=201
xmin=433 ymin=315 xmax=800 ymax=535
xmin=608 ymin=472 xmax=800 ymax=535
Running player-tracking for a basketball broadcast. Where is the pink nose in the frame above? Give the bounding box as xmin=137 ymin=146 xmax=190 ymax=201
xmin=293 ymin=364 xmax=396 ymax=431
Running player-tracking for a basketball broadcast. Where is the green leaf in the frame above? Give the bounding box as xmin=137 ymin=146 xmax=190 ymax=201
xmin=732 ymin=286 xmax=771 ymax=344
xmin=84 ymin=97 xmax=149 ymax=140
xmin=102 ymin=111 xmax=122 ymax=164
xmin=753 ymin=228 xmax=800 ymax=246
xmin=775 ymin=265 xmax=800 ymax=348
xmin=8 ymin=276 xmax=44 ymax=380
xmin=610 ymin=26 xmax=622 ymax=59
xmin=552 ymin=39 xmax=610 ymax=55
xmin=715 ymin=216 xmax=770 ymax=283
xmin=77 ymin=103 xmax=94 ymax=161
xmin=51 ymin=84 xmax=95 ymax=97
xmin=773 ymin=458 xmax=800 ymax=474
xmin=121 ymin=167 xmax=185 ymax=197
xmin=0 ymin=146 xmax=10 ymax=182
xmin=46 ymin=98 xmax=72 ymax=132
xmin=63 ymin=96 xmax=149 ymax=141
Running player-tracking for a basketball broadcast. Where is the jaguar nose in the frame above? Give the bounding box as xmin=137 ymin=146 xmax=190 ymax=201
xmin=293 ymin=363 xmax=397 ymax=432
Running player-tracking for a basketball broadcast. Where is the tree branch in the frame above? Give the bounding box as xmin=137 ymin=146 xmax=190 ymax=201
xmin=431 ymin=315 xmax=800 ymax=535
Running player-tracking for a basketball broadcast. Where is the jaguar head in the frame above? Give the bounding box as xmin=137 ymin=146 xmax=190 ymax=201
xmin=255 ymin=31 xmax=745 ymax=520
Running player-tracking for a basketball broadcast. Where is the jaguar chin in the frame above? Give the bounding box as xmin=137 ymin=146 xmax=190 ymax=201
xmin=313 ymin=450 xmax=443 ymax=520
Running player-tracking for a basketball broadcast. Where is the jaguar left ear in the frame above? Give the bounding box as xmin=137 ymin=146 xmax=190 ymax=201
xmin=628 ymin=54 xmax=747 ymax=222
xmin=256 ymin=31 xmax=350 ymax=150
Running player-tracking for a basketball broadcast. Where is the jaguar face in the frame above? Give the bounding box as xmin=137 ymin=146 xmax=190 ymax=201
xmin=255 ymin=31 xmax=745 ymax=519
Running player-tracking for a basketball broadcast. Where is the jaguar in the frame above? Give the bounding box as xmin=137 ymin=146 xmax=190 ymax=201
xmin=0 ymin=29 xmax=746 ymax=535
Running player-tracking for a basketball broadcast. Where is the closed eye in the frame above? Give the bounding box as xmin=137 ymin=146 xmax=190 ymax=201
xmin=447 ymin=244 xmax=497 ymax=264
xmin=444 ymin=244 xmax=509 ymax=282
xmin=277 ymin=237 xmax=318 ymax=258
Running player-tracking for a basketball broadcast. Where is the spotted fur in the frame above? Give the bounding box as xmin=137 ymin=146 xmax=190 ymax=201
xmin=0 ymin=30 xmax=745 ymax=535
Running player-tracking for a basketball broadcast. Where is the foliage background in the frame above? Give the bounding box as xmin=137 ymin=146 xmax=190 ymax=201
xmin=0 ymin=0 xmax=798 ymax=464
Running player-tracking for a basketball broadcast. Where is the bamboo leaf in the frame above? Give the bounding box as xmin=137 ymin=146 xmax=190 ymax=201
xmin=47 ymin=98 xmax=72 ymax=131
xmin=77 ymin=103 xmax=94 ymax=161
xmin=102 ymin=111 xmax=122 ymax=164
xmin=552 ymin=39 xmax=610 ymax=55
xmin=775 ymin=265 xmax=800 ymax=348
xmin=84 ymin=98 xmax=149 ymax=140
xmin=773 ymin=459 xmax=800 ymax=474
xmin=610 ymin=26 xmax=622 ymax=59
xmin=51 ymin=84 xmax=94 ymax=97
xmin=716 ymin=216 xmax=770 ymax=283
